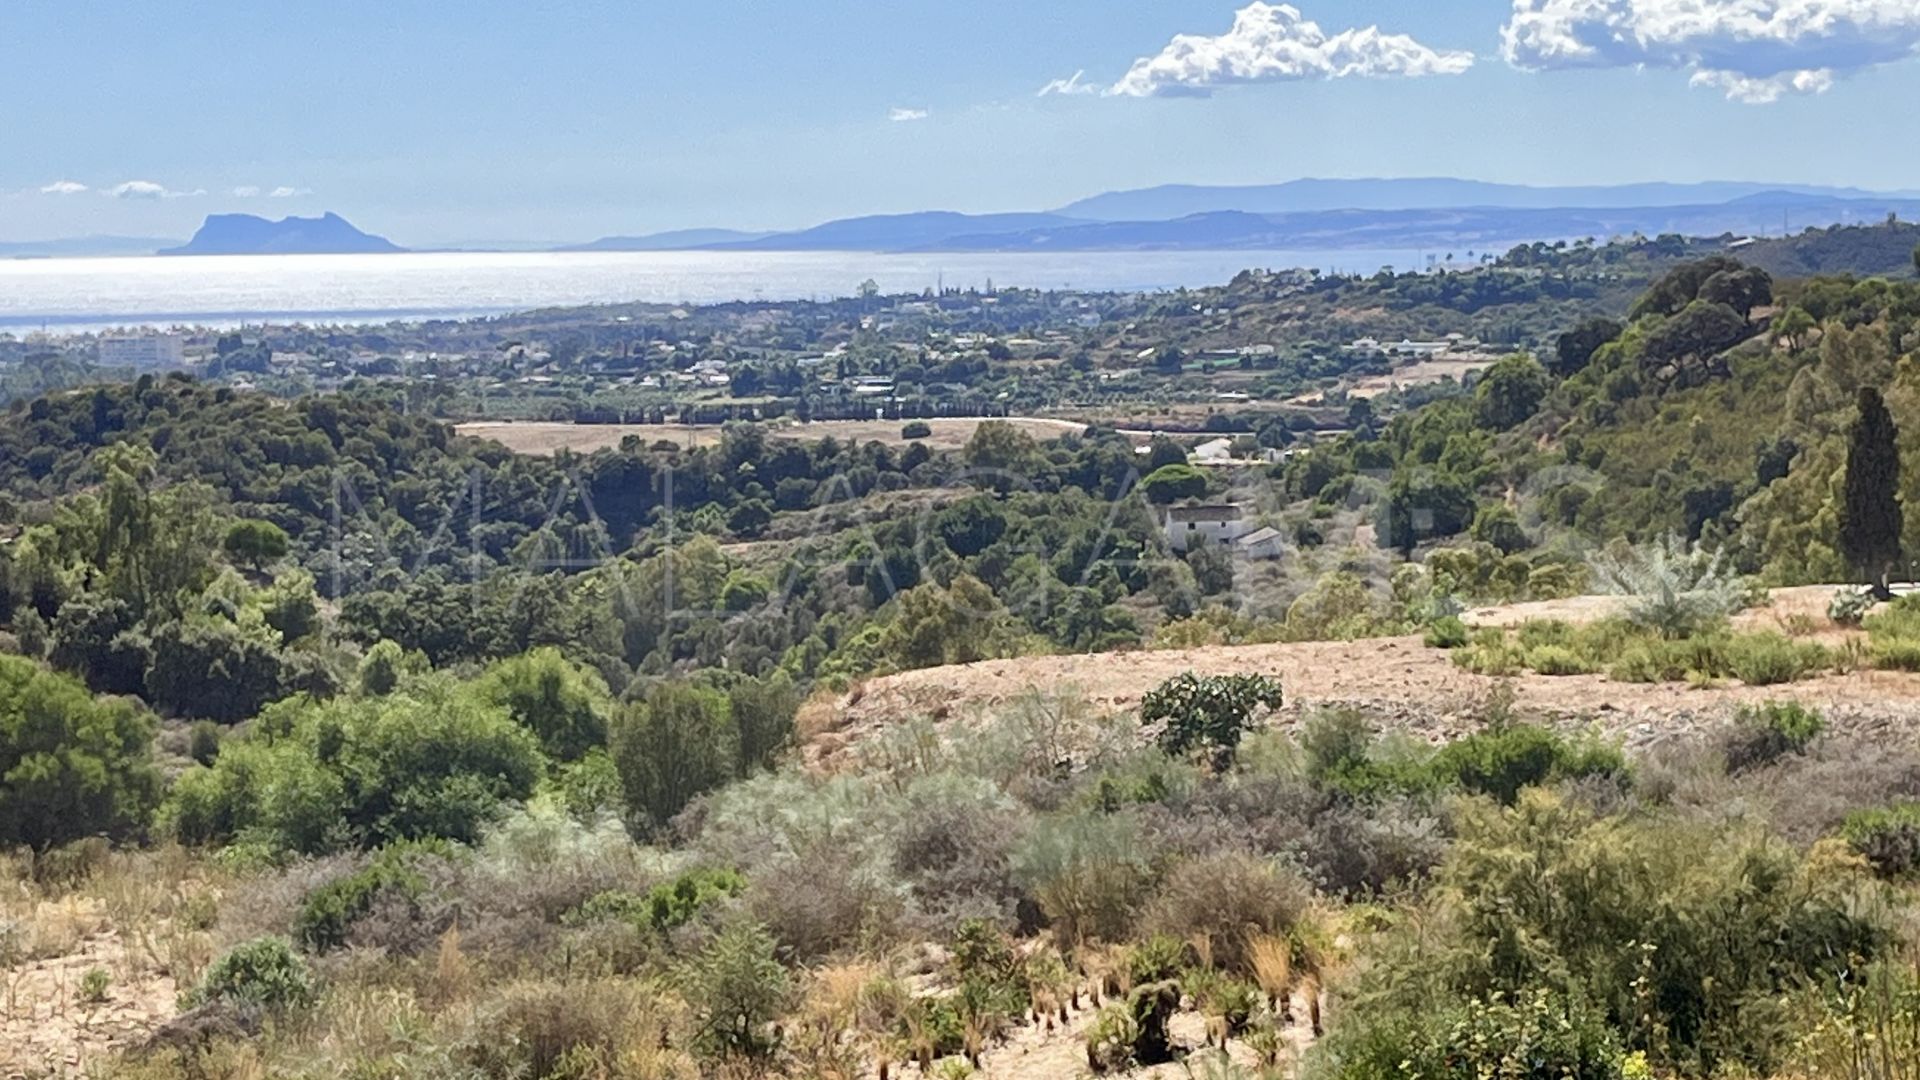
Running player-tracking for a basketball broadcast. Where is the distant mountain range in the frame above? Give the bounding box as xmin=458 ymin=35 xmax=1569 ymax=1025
xmin=564 ymin=180 xmax=1920 ymax=255
xmin=160 ymin=212 xmax=403 ymax=256
xmin=1050 ymin=178 xmax=1915 ymax=220
xmin=559 ymin=228 xmax=773 ymax=252
xmin=10 ymin=180 xmax=1920 ymax=259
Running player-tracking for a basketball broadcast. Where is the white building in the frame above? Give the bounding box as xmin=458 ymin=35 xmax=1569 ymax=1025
xmin=98 ymin=334 xmax=185 ymax=368
xmin=1161 ymin=504 xmax=1285 ymax=560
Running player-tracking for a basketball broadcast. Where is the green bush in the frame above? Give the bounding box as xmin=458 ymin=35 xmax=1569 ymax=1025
xmin=1527 ymin=644 xmax=1596 ymax=676
xmin=294 ymin=839 xmax=453 ymax=951
xmin=1829 ymin=588 xmax=1874 ymax=627
xmin=1453 ymin=638 xmax=1528 ymax=676
xmin=1841 ymin=803 xmax=1920 ymax=880
xmin=567 ymin=867 xmax=745 ymax=934
xmin=471 ymin=648 xmax=611 ymax=762
xmin=1319 ymin=989 xmax=1624 ymax=1080
xmin=901 ymin=421 xmax=933 ymax=440
xmin=1422 ymin=616 xmax=1469 ymax=649
xmin=1870 ymin=637 xmax=1920 ymax=672
xmin=1721 ymin=701 xmax=1826 ymax=774
xmin=610 ymin=681 xmax=738 ymax=831
xmin=1335 ymin=793 xmax=1885 ymax=1076
xmin=1721 ymin=632 xmax=1828 ymax=686
xmin=1516 ymin=619 xmax=1576 ymax=651
xmin=1606 ymin=641 xmax=1683 ymax=683
xmin=1139 ymin=672 xmax=1283 ymax=765
xmin=0 ymin=655 xmax=161 ymax=849
xmin=681 ymin=922 xmax=791 ymax=1062
xmin=188 ymin=936 xmax=315 ymax=1011
xmin=1427 ymin=724 xmax=1626 ymax=805
xmin=164 ymin=679 xmax=545 ymax=854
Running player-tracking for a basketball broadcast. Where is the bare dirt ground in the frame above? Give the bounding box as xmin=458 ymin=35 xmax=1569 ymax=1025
xmin=0 ymin=896 xmax=182 ymax=1079
xmin=456 ymin=417 xmax=1087 ymax=456
xmin=803 ymin=587 xmax=1920 ymax=771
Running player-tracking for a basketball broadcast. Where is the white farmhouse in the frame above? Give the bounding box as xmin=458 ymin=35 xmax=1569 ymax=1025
xmin=1160 ymin=504 xmax=1285 ymax=561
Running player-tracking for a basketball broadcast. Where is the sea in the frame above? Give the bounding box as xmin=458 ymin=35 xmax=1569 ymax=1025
xmin=0 ymin=249 xmax=1434 ymax=334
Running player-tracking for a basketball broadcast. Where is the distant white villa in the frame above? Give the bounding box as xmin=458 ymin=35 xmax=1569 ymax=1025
xmin=1160 ymin=504 xmax=1285 ymax=560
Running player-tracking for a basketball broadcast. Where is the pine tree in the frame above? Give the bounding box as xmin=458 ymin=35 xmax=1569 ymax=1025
xmin=1839 ymin=386 xmax=1903 ymax=598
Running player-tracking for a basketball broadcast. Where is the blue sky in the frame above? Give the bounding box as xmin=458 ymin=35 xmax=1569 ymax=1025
xmin=5 ymin=0 xmax=1920 ymax=245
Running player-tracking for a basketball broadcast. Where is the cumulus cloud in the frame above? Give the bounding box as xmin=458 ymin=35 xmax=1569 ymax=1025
xmin=268 ymin=185 xmax=310 ymax=197
xmin=1106 ymin=2 xmax=1474 ymax=98
xmin=1038 ymin=70 xmax=1100 ymax=96
xmin=888 ymin=107 xmax=930 ymax=122
xmin=40 ymin=179 xmax=89 ymax=195
xmin=109 ymin=179 xmax=202 ymax=199
xmin=231 ymin=185 xmax=262 ymax=197
xmin=1501 ymin=0 xmax=1920 ymax=102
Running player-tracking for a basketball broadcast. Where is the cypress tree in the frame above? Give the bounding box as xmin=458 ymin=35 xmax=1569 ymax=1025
xmin=1839 ymin=386 xmax=1903 ymax=598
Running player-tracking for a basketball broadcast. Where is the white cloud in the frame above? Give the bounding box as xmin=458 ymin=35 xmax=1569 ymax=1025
xmin=1038 ymin=70 xmax=1100 ymax=96
xmin=1501 ymin=0 xmax=1920 ymax=102
xmin=1106 ymin=2 xmax=1474 ymax=98
xmin=268 ymin=185 xmax=311 ymax=198
xmin=888 ymin=107 xmax=930 ymax=122
xmin=40 ymin=179 xmax=89 ymax=195
xmin=109 ymin=179 xmax=202 ymax=200
xmin=231 ymin=185 xmax=262 ymax=197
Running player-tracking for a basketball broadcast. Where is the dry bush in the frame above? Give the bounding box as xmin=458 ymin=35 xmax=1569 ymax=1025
xmin=459 ymin=977 xmax=695 ymax=1080
xmin=890 ymin=791 xmax=1024 ymax=922
xmin=1303 ymin=798 xmax=1448 ymax=897
xmin=1740 ymin=735 xmax=1920 ymax=848
xmin=216 ymin=854 xmax=359 ymax=945
xmin=1137 ymin=852 xmax=1313 ymax=976
xmin=744 ymin=845 xmax=903 ymax=962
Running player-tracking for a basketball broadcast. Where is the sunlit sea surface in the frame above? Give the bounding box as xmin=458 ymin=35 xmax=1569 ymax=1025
xmin=0 ymin=249 xmax=1435 ymax=333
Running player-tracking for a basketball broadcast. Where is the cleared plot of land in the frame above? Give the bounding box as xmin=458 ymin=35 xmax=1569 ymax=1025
xmin=457 ymin=416 xmax=1087 ymax=456
xmin=803 ymin=587 xmax=1920 ymax=770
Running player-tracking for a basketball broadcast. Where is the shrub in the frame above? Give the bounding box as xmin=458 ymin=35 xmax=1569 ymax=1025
xmin=569 ymin=867 xmax=745 ymax=935
xmin=471 ymin=647 xmax=611 ymax=762
xmin=184 ymin=721 xmax=223 ymax=768
xmin=1871 ymin=637 xmax=1920 ymax=672
xmin=461 ymin=978 xmax=688 ymax=1080
xmin=681 ymin=922 xmax=791 ymax=1061
xmin=1527 ymin=644 xmax=1595 ymax=676
xmin=1138 ymin=852 xmax=1311 ymax=976
xmin=163 ymin=680 xmax=545 ymax=854
xmin=1591 ymin=533 xmax=1745 ymax=639
xmin=294 ymin=839 xmax=453 ymax=952
xmin=1427 ymin=725 xmax=1626 ymax=805
xmin=0 ymin=654 xmax=161 ymax=849
xmin=1139 ymin=672 xmax=1284 ymax=765
xmin=1423 ymin=616 xmax=1469 ymax=649
xmin=1012 ymin=811 xmax=1156 ymax=947
xmin=1722 ymin=632 xmax=1828 ymax=686
xmin=610 ymin=681 xmax=737 ymax=831
xmin=902 ymin=421 xmax=933 ymax=440
xmin=1516 ymin=619 xmax=1576 ymax=651
xmin=187 ymin=936 xmax=315 ymax=1011
xmin=1841 ymin=803 xmax=1920 ymax=880
xmin=1607 ymin=642 xmax=1684 ymax=684
xmin=1318 ymin=988 xmax=1624 ymax=1080
xmin=1721 ymin=701 xmax=1826 ymax=775
xmin=1453 ymin=636 xmax=1528 ymax=677
xmin=79 ymin=967 xmax=110 ymax=1004
xmin=1829 ymin=587 xmax=1875 ymax=627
